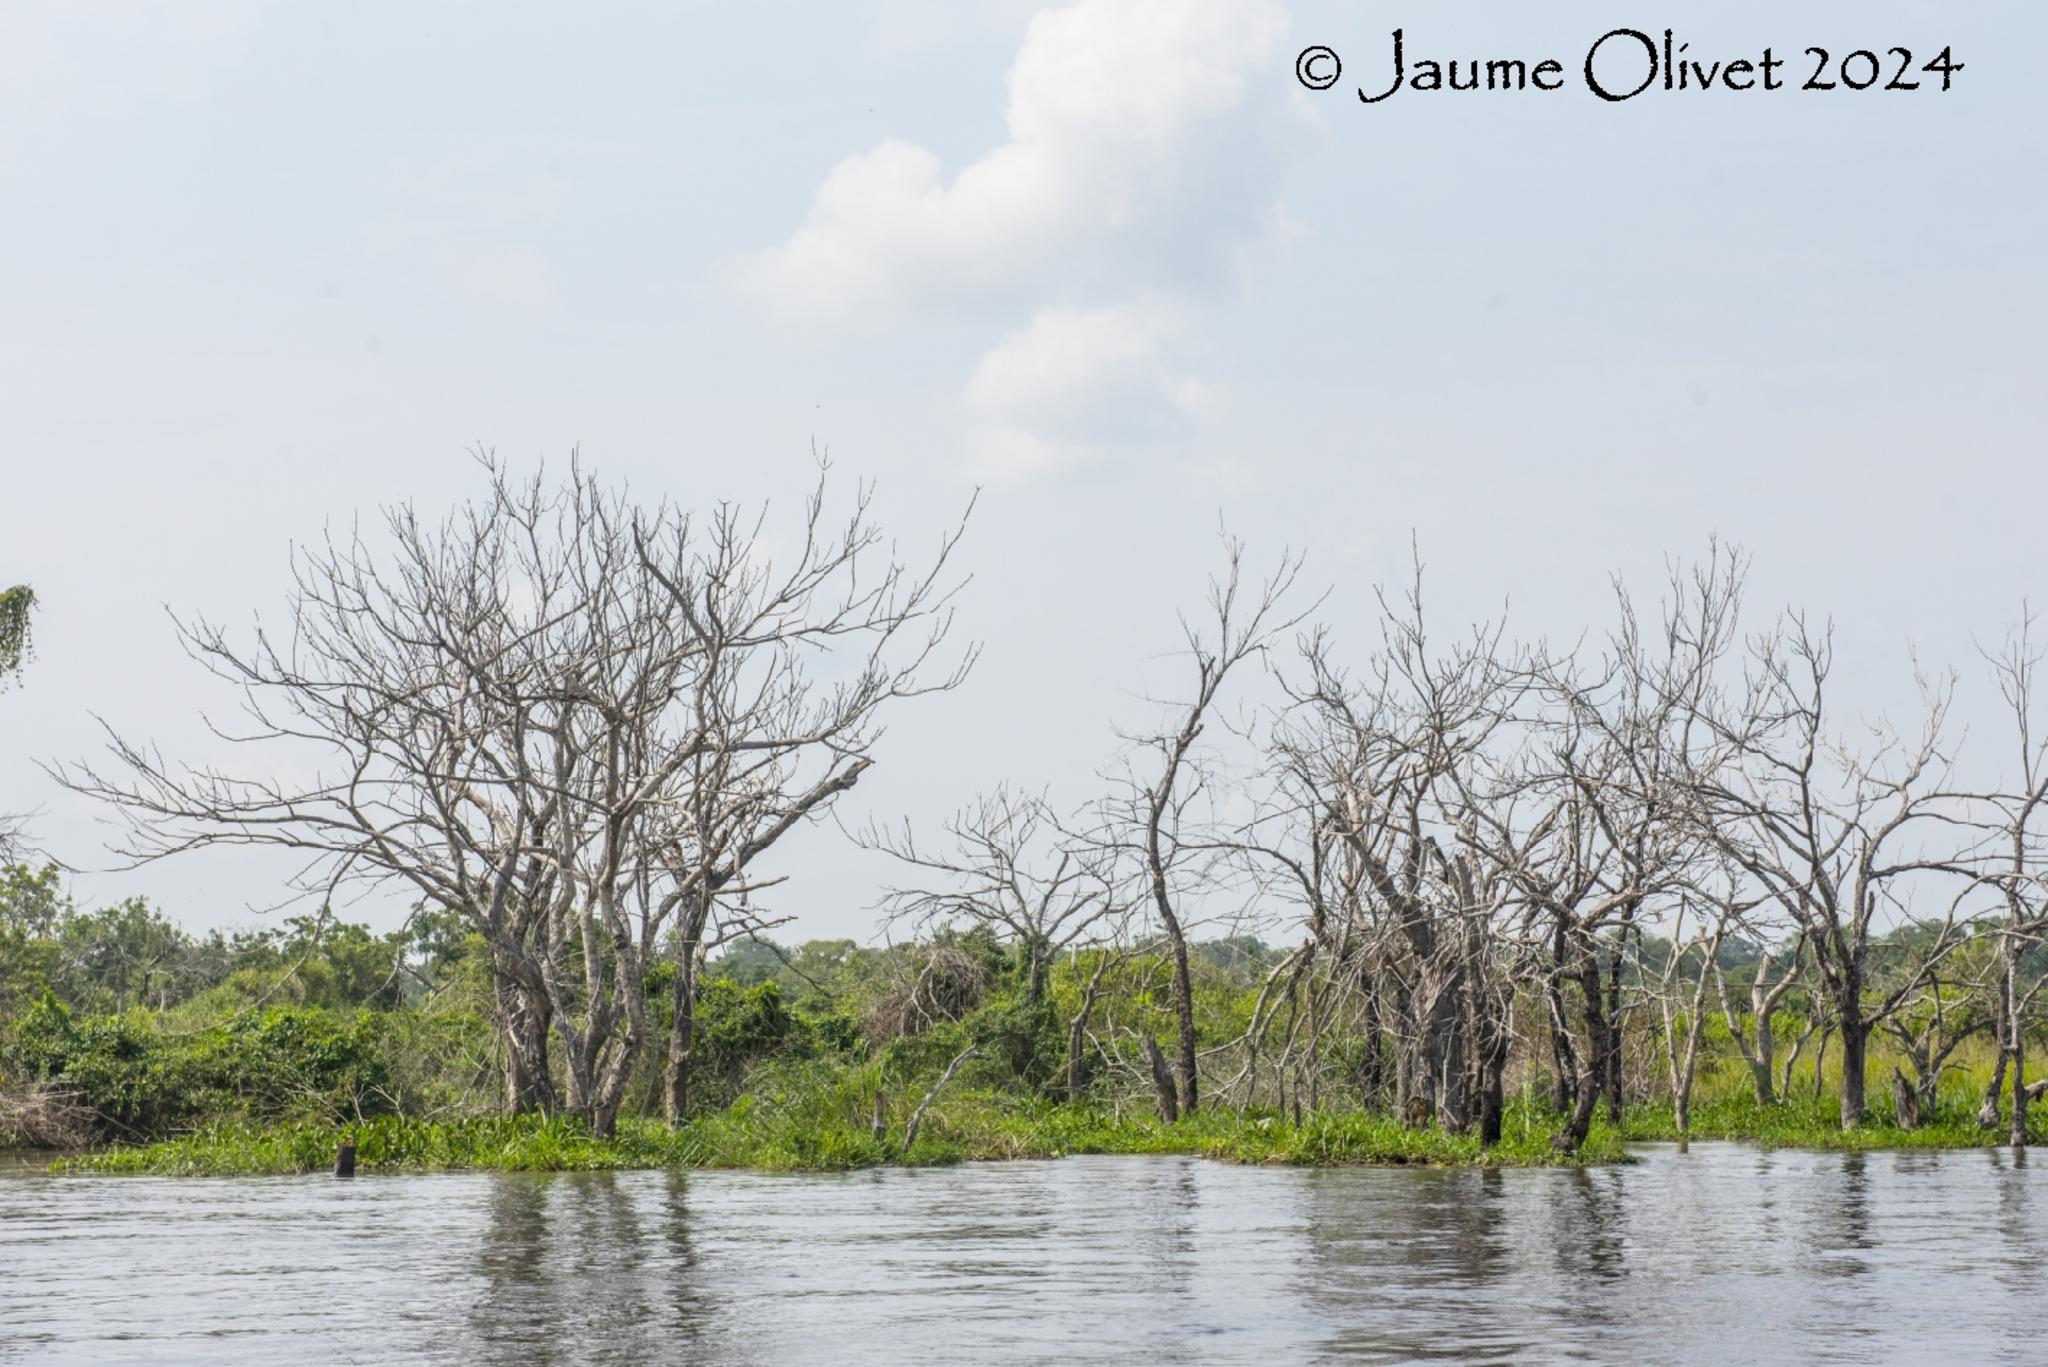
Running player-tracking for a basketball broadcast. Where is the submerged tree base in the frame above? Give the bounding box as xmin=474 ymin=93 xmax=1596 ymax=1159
xmin=54 ymin=1097 xmax=1629 ymax=1177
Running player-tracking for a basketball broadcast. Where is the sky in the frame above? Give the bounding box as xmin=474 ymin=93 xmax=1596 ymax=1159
xmin=2 ymin=0 xmax=2043 ymax=942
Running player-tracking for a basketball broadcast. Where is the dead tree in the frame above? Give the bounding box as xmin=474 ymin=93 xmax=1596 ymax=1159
xmin=1971 ymin=615 xmax=2048 ymax=1146
xmin=1105 ymin=535 xmax=1304 ymax=1117
xmin=1268 ymin=562 xmax=1521 ymax=1136
xmin=1712 ymin=927 xmax=1807 ymax=1105
xmin=1882 ymin=965 xmax=1988 ymax=1122
xmin=1693 ymin=616 xmax=1977 ymax=1129
xmin=53 ymin=455 xmax=971 ymax=1136
xmin=1513 ymin=550 xmax=1746 ymax=1151
xmin=1642 ymin=894 xmax=1730 ymax=1140
xmin=901 ymin=1046 xmax=982 ymax=1154
xmin=862 ymin=786 xmax=1121 ymax=1009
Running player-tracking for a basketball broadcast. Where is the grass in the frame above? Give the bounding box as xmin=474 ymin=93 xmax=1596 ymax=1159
xmin=56 ymin=1092 xmax=1627 ymax=1177
xmin=1605 ymin=1038 xmax=2048 ymax=1151
xmin=54 ymin=1091 xmax=2042 ymax=1178
xmin=51 ymin=1038 xmax=2048 ymax=1177
xmin=1617 ymin=1093 xmax=2046 ymax=1151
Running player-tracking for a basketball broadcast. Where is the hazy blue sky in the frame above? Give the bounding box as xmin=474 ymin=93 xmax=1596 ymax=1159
xmin=3 ymin=0 xmax=2043 ymax=939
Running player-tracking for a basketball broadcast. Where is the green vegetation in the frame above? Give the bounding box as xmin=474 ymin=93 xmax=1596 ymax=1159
xmin=1618 ymin=1092 xmax=2047 ymax=1152
xmin=5 ymin=858 xmax=2041 ymax=1177
xmin=58 ymin=1098 xmax=1625 ymax=1177
xmin=0 ymin=583 xmax=31 ymax=686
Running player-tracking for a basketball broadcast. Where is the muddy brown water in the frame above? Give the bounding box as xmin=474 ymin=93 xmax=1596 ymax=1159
xmin=2 ymin=1144 xmax=2042 ymax=1364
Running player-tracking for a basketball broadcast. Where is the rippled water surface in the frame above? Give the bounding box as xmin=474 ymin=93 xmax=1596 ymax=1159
xmin=4 ymin=1144 xmax=2044 ymax=1364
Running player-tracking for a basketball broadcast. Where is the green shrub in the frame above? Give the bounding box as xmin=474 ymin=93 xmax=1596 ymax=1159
xmin=2 ymin=1000 xmax=391 ymax=1138
xmin=687 ymin=979 xmax=808 ymax=1111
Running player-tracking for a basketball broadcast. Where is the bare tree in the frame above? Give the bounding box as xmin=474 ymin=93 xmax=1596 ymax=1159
xmin=1266 ymin=562 xmax=1524 ymax=1138
xmin=1881 ymin=953 xmax=1990 ymax=1123
xmin=1641 ymin=893 xmax=1730 ymax=1141
xmin=0 ymin=811 xmax=30 ymax=866
xmin=1711 ymin=923 xmax=1807 ymax=1105
xmin=1508 ymin=550 xmax=1745 ymax=1150
xmin=53 ymin=455 xmax=970 ymax=1136
xmin=1973 ymin=614 xmax=2048 ymax=1145
xmin=862 ymin=786 xmax=1120 ymax=1008
xmin=1103 ymin=535 xmax=1304 ymax=1116
xmin=627 ymin=473 xmax=976 ymax=1124
xmin=1693 ymin=617 xmax=1978 ymax=1129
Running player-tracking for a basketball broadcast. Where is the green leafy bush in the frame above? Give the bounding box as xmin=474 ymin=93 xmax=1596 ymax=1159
xmin=2 ymin=998 xmax=392 ymax=1138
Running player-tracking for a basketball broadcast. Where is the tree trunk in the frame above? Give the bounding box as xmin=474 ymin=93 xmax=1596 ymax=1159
xmin=1838 ymin=1012 xmax=1868 ymax=1130
xmin=1982 ymin=1045 xmax=2011 ymax=1130
xmin=1891 ymin=1068 xmax=1920 ymax=1129
xmin=1547 ymin=922 xmax=1578 ymax=1114
xmin=1553 ymin=1065 xmax=1599 ymax=1153
xmin=902 ymin=1047 xmax=980 ymax=1155
xmin=2012 ymin=1014 xmax=2028 ymax=1150
xmin=662 ymin=932 xmax=700 ymax=1126
xmin=1392 ymin=977 xmax=1415 ymax=1108
xmin=1603 ymin=939 xmax=1626 ymax=1125
xmin=1475 ymin=999 xmax=1509 ymax=1147
xmin=1551 ymin=941 xmax=1607 ymax=1153
xmin=1066 ymin=956 xmax=1111 ymax=1103
xmin=1163 ymin=928 xmax=1199 ymax=1114
xmin=1436 ymin=980 xmax=1471 ymax=1133
xmin=495 ymin=969 xmax=556 ymax=1114
xmin=1023 ymin=940 xmax=1046 ymax=1009
xmin=1746 ymin=1034 xmax=1776 ymax=1107
xmin=590 ymin=1086 xmax=623 ymax=1140
xmin=583 ymin=1004 xmax=644 ymax=1141
xmin=1549 ymin=1005 xmax=1579 ymax=1114
xmin=1358 ymin=976 xmax=1388 ymax=1109
xmin=1981 ymin=964 xmax=2013 ymax=1129
xmin=1142 ymin=1035 xmax=1180 ymax=1124
xmin=663 ymin=890 xmax=716 ymax=1128
xmin=1740 ymin=973 xmax=1778 ymax=1105
xmin=1066 ymin=1016 xmax=1089 ymax=1102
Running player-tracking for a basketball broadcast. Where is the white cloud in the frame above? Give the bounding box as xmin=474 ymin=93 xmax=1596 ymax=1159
xmin=964 ymin=304 xmax=1167 ymax=422
xmin=745 ymin=0 xmax=1289 ymax=478
xmin=961 ymin=302 xmax=1216 ymax=478
xmin=745 ymin=0 xmax=1286 ymax=322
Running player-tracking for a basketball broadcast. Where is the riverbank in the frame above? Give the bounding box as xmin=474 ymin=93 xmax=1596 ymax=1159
xmin=47 ymin=1097 xmax=2047 ymax=1179
xmin=46 ymin=1089 xmax=2048 ymax=1177
xmin=1616 ymin=1093 xmax=2047 ymax=1151
xmin=50 ymin=1098 xmax=1630 ymax=1176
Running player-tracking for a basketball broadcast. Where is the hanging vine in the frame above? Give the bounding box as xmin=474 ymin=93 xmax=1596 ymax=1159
xmin=0 ymin=584 xmax=33 ymax=686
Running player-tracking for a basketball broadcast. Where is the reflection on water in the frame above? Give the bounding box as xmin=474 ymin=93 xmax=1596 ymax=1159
xmin=4 ymin=1144 xmax=2045 ymax=1365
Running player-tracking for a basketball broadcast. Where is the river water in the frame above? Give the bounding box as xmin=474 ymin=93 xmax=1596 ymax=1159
xmin=2 ymin=1143 xmax=2042 ymax=1365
